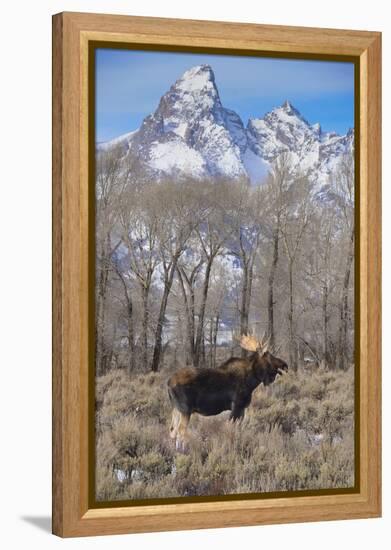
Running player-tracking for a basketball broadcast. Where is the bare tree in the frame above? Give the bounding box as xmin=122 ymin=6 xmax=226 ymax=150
xmin=176 ymin=244 xmax=205 ymax=365
xmin=303 ymin=206 xmax=337 ymax=368
xmin=203 ymin=257 xmax=229 ymax=368
xmin=264 ymin=153 xmax=293 ymax=347
xmin=151 ymin=182 xmax=199 ymax=372
xmin=110 ymin=263 xmax=136 ymax=373
xmin=335 ymin=154 xmax=355 ymax=370
xmin=229 ymin=183 xmax=265 ymax=356
xmin=192 ymin=182 xmax=235 ymax=367
xmin=118 ymin=184 xmax=161 ymax=369
xmin=95 ymin=146 xmax=130 ymax=374
xmin=94 ymin=147 xmax=354 ymax=378
xmin=280 ymin=173 xmax=313 ymax=371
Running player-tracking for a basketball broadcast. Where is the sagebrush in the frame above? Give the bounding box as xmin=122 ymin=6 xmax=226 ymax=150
xmin=95 ymin=362 xmax=354 ymax=501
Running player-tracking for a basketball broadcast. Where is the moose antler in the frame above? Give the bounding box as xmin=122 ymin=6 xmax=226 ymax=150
xmin=239 ymin=331 xmax=274 ymax=354
xmin=258 ymin=332 xmax=271 ymax=353
xmin=239 ymin=334 xmax=259 ymax=352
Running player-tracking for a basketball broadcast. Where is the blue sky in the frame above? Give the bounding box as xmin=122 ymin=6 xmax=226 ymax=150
xmin=96 ymin=49 xmax=355 ymax=143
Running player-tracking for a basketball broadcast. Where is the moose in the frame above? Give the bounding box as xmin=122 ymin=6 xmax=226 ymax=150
xmin=167 ymin=334 xmax=288 ymax=449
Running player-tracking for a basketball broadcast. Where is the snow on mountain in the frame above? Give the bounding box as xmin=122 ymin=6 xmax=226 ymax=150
xmin=100 ymin=65 xmax=353 ymax=188
xmin=118 ymin=64 xmax=248 ymax=181
xmin=247 ymin=100 xmax=322 ymax=170
xmin=246 ymin=100 xmax=353 ymax=187
xmin=97 ymin=130 xmax=137 ymax=152
xmin=242 ymin=148 xmax=270 ymax=184
xmin=149 ymin=140 xmax=207 ymax=177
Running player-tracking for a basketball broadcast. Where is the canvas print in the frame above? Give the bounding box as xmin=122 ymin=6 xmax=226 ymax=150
xmin=94 ymin=49 xmax=356 ymax=502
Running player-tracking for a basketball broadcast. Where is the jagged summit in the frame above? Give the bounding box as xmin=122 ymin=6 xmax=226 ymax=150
xmin=159 ymin=63 xmax=222 ymax=117
xmin=126 ymin=64 xmax=248 ymax=180
xmin=279 ymin=99 xmax=305 ymax=117
xmin=100 ymin=64 xmax=353 ymax=187
xmin=176 ymin=64 xmax=217 ymax=91
xmin=169 ymin=64 xmax=221 ymax=109
xmin=262 ymin=100 xmax=311 ymax=128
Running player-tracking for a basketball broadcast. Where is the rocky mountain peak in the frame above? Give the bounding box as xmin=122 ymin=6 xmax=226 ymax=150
xmin=175 ymin=64 xmax=217 ymax=92
xmin=270 ymin=100 xmax=310 ymax=126
xmin=281 ymin=99 xmax=296 ymax=113
xmin=140 ymin=64 xmax=222 ymax=138
xmin=279 ymin=100 xmax=308 ymax=120
xmin=100 ymin=65 xmax=353 ymax=189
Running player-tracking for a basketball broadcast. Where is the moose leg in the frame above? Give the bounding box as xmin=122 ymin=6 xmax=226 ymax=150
xmin=176 ymin=412 xmax=191 ymax=452
xmin=229 ymin=404 xmax=245 ymax=423
xmin=169 ymin=409 xmax=180 ymax=439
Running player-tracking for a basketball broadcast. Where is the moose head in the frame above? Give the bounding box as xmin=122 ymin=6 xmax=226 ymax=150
xmin=239 ymin=333 xmax=289 ymax=386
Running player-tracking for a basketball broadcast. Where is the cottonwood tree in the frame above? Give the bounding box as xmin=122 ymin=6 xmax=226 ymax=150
xmin=335 ymin=154 xmax=355 ymax=370
xmin=176 ymin=239 xmax=205 ymax=365
xmin=263 ymin=153 xmax=293 ymax=347
xmin=117 ymin=184 xmax=161 ymax=370
xmin=109 ymin=260 xmax=136 ymax=373
xmin=95 ymin=145 xmax=131 ymax=374
xmin=204 ymin=257 xmax=232 ymax=368
xmin=192 ymin=182 xmax=237 ymax=367
xmin=280 ymin=173 xmax=313 ymax=371
xmin=228 ymin=182 xmax=265 ymax=356
xmin=94 ymin=147 xmax=355 ymax=377
xmin=301 ymin=205 xmax=339 ymax=368
xmin=150 ymin=181 xmax=200 ymax=372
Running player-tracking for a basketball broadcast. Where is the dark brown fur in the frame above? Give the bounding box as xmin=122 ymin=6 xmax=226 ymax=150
xmin=167 ymin=350 xmax=288 ymax=446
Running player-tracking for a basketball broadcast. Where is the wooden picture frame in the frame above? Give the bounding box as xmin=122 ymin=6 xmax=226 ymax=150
xmin=52 ymin=11 xmax=381 ymax=537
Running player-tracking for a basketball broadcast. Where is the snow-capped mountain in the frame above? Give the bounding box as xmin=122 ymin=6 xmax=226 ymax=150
xmin=247 ymin=100 xmax=353 ymax=185
xmin=99 ymin=64 xmax=353 ymax=187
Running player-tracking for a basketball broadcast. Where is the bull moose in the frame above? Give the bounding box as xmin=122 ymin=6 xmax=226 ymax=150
xmin=167 ymin=334 xmax=288 ymax=449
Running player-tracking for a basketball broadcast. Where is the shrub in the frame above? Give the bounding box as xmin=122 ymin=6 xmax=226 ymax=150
xmin=95 ymin=366 xmax=355 ymax=501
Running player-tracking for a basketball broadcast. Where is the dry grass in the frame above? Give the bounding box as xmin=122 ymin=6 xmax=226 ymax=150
xmin=95 ymin=364 xmax=355 ymax=501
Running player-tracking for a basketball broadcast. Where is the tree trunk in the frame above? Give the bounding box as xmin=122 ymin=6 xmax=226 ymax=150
xmin=322 ymin=283 xmax=329 ymax=369
xmin=201 ymin=333 xmax=206 ymax=367
xmin=151 ymin=258 xmax=179 ymax=372
xmin=112 ymin=265 xmax=135 ymax=374
xmin=96 ymin=242 xmax=110 ymax=376
xmin=141 ymin=285 xmax=149 ymax=370
xmin=208 ymin=319 xmax=213 ymax=368
xmin=107 ymin=321 xmax=118 ymax=370
xmin=194 ymin=257 xmax=214 ymax=367
xmin=240 ymin=262 xmax=249 ymax=358
xmin=176 ymin=267 xmax=196 ymax=365
xmin=213 ymin=315 xmax=219 ymax=368
xmin=245 ymin=260 xmax=254 ymax=325
xmin=288 ymin=260 xmax=297 ymax=371
xmin=188 ymin=287 xmax=196 ymax=363
xmin=267 ymin=224 xmax=280 ymax=347
xmin=126 ymin=298 xmax=135 ymax=374
xmin=338 ymin=227 xmax=354 ymax=370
